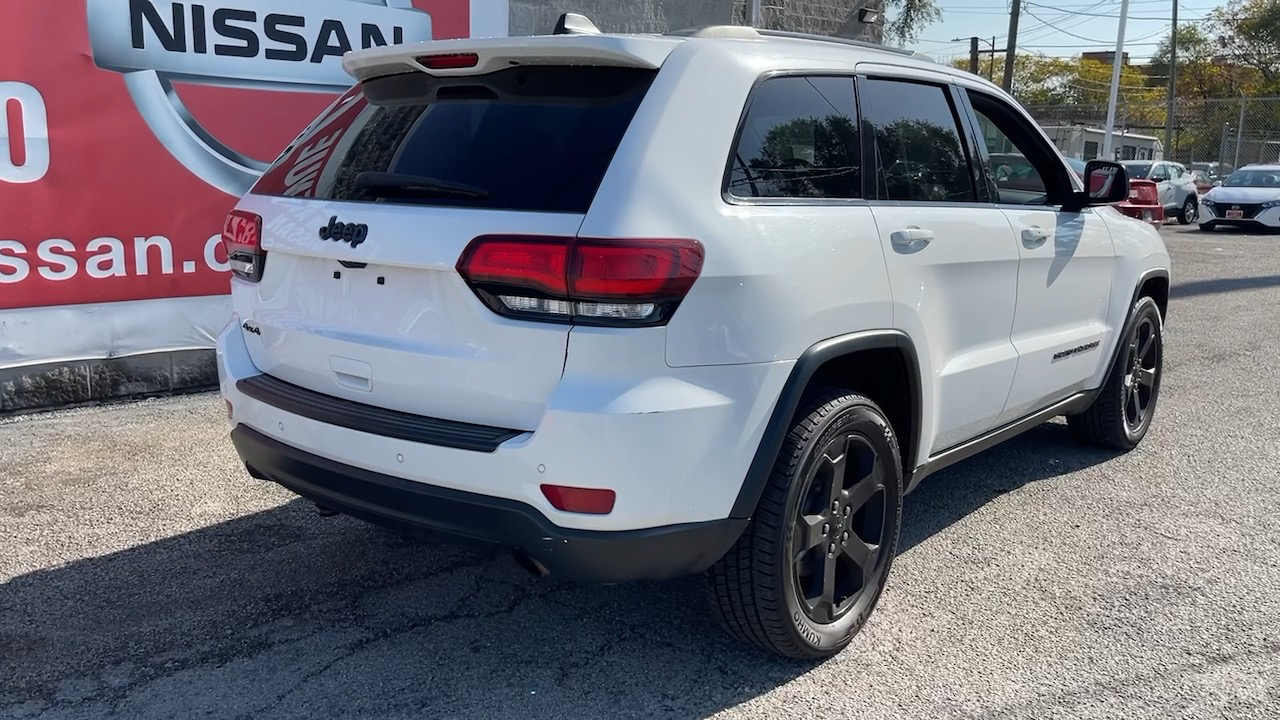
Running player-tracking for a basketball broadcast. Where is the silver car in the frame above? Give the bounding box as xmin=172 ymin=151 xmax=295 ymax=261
xmin=1121 ymin=160 xmax=1200 ymax=224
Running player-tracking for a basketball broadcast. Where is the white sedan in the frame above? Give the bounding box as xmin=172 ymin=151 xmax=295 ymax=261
xmin=1200 ymin=164 xmax=1280 ymax=231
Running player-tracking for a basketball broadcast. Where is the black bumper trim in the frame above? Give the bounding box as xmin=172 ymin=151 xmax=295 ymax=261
xmin=236 ymin=374 xmax=523 ymax=453
xmin=231 ymin=425 xmax=747 ymax=583
xmin=1204 ymin=218 xmax=1279 ymax=231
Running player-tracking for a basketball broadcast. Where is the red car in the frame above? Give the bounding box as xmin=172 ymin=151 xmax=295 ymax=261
xmin=1067 ymin=158 xmax=1163 ymax=227
xmin=1117 ymin=179 xmax=1165 ymax=226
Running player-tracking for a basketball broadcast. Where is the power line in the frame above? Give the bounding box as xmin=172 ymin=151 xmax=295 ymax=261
xmin=1023 ymin=8 xmax=1171 ymax=44
xmin=1022 ymin=40 xmax=1167 ymax=47
xmin=918 ymin=0 xmax=1112 ymax=48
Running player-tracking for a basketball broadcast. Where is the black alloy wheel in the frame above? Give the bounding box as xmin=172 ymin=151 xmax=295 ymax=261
xmin=1068 ymin=295 xmax=1164 ymax=450
xmin=1121 ymin=313 xmax=1161 ymax=437
xmin=791 ymin=433 xmax=888 ymax=624
xmin=704 ymin=390 xmax=903 ymax=660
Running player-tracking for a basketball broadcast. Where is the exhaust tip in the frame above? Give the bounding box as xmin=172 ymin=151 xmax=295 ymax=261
xmin=512 ymin=549 xmax=550 ymax=578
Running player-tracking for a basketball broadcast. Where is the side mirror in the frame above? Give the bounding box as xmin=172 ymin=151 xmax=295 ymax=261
xmin=1213 ymin=180 xmax=1223 ymax=187
xmin=1066 ymin=160 xmax=1128 ymax=211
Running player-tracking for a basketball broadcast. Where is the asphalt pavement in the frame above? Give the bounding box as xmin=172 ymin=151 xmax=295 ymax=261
xmin=2 ymin=224 xmax=1279 ymax=719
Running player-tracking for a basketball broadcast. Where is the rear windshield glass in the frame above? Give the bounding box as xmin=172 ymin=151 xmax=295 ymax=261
xmin=251 ymin=66 xmax=656 ymax=213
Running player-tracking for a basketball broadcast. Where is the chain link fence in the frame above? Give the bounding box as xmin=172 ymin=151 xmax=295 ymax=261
xmin=1024 ymin=97 xmax=1280 ymax=175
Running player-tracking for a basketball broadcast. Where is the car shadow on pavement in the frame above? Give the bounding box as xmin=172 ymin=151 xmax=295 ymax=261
xmin=1171 ymin=274 xmax=1280 ymax=298
xmin=2 ymin=421 xmax=1119 ymax=719
xmin=898 ymin=419 xmax=1123 ymax=555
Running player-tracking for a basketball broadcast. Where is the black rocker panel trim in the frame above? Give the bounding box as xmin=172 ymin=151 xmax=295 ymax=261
xmin=236 ymin=374 xmax=523 ymax=452
xmin=729 ymin=330 xmax=923 ymax=519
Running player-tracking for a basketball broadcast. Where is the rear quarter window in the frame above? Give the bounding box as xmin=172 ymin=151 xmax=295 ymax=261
xmin=726 ymin=75 xmax=861 ymax=200
xmin=251 ymin=66 xmax=657 ymax=214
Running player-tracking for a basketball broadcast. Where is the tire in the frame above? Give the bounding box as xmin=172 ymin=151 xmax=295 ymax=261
xmin=703 ymin=389 xmax=903 ymax=660
xmin=1067 ymin=296 xmax=1164 ymax=451
xmin=1199 ymin=222 xmax=1216 ymax=232
xmin=1177 ymin=196 xmax=1198 ymax=225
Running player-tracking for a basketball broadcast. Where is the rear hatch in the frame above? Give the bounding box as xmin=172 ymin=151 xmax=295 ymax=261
xmin=228 ymin=38 xmax=675 ymax=432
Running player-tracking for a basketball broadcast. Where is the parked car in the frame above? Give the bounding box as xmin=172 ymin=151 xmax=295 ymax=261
xmin=1189 ymin=161 xmax=1233 ymax=184
xmin=1121 ymin=160 xmax=1200 ymax=224
xmin=990 ymin=152 xmax=1047 ymax=192
xmin=1067 ymin=158 xmax=1163 ymax=227
xmin=216 ymin=15 xmax=1171 ymax=660
xmin=1199 ymin=164 xmax=1280 ymax=232
xmin=1188 ymin=169 xmax=1215 ymax=195
xmin=1118 ymin=180 xmax=1166 ymax=227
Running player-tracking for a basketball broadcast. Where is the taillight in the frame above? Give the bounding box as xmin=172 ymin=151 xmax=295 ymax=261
xmin=416 ymin=52 xmax=479 ymax=70
xmin=222 ymin=210 xmax=264 ymax=282
xmin=457 ymin=235 xmax=704 ymax=327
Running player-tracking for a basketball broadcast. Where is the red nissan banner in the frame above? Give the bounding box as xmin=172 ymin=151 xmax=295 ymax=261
xmin=0 ymin=0 xmax=505 ymax=365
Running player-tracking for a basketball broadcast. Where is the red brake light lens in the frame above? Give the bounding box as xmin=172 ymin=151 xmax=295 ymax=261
xmin=417 ymin=53 xmax=480 ymax=70
xmin=221 ymin=209 xmax=265 ymax=282
xmin=457 ymin=235 xmax=704 ymax=327
xmin=570 ymin=240 xmax=703 ymax=300
xmin=456 ymin=237 xmax=568 ymax=296
xmin=540 ymin=484 xmax=616 ymax=515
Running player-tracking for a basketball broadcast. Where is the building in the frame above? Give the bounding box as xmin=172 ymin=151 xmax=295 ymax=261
xmin=1081 ymin=50 xmax=1130 ymax=66
xmin=1040 ymin=125 xmax=1164 ymax=161
xmin=506 ymin=1 xmax=884 ymax=42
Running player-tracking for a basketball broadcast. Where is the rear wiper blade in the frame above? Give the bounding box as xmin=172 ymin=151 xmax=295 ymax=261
xmin=355 ymin=172 xmax=489 ymax=198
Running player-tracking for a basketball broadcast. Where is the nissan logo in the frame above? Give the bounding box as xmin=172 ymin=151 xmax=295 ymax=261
xmin=86 ymin=0 xmax=433 ymax=197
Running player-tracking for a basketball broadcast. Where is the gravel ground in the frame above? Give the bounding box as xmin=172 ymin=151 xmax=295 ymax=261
xmin=2 ymin=225 xmax=1278 ymax=719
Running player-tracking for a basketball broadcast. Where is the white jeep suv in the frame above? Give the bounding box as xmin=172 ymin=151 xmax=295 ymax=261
xmin=217 ymin=16 xmax=1171 ymax=660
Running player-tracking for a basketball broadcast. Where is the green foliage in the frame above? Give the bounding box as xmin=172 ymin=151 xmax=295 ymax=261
xmin=1211 ymin=0 xmax=1280 ymax=91
xmin=884 ymin=0 xmax=941 ymax=45
xmin=948 ymin=54 xmax=1163 ymax=121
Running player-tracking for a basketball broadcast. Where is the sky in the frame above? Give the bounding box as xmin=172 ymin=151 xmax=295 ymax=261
xmin=902 ymin=0 xmax=1226 ymax=66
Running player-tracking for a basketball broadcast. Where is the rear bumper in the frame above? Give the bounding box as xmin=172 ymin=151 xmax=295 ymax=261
xmin=1117 ymin=202 xmax=1164 ymax=226
xmin=232 ymin=424 xmax=746 ymax=582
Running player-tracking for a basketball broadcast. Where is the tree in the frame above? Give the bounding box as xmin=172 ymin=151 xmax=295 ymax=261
xmin=949 ymin=54 xmax=1076 ymax=104
xmin=948 ymin=54 xmax=1163 ymax=122
xmin=884 ymin=0 xmax=942 ymax=45
xmin=1148 ymin=23 xmax=1259 ymax=99
xmin=1211 ymin=0 xmax=1280 ymax=91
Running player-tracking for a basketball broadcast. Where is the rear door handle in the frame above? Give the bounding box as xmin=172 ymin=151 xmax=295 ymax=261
xmin=890 ymin=227 xmax=934 ymax=248
xmin=1021 ymin=227 xmax=1050 ymax=247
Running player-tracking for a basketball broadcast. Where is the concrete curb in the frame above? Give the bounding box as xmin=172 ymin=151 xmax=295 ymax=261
xmin=0 ymin=350 xmax=217 ymax=415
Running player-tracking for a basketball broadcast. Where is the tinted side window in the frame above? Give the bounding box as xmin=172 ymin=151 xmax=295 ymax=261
xmin=858 ymin=78 xmax=975 ymax=203
xmin=964 ymin=90 xmax=1074 ymax=205
xmin=970 ymin=107 xmax=1047 ymax=204
xmin=727 ymin=76 xmax=860 ymax=200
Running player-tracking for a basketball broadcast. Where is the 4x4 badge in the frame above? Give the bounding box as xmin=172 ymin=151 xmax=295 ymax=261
xmin=319 ymin=216 xmax=369 ymax=248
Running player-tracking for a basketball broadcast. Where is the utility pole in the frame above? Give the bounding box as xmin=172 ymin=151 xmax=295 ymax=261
xmin=1163 ymin=0 xmax=1178 ymax=157
xmin=746 ymin=0 xmax=761 ymax=26
xmin=1234 ymin=96 xmax=1246 ymax=167
xmin=990 ymin=36 xmax=997 ymax=81
xmin=1003 ymin=0 xmax=1021 ymax=91
xmin=952 ymin=36 xmax=1007 ymax=80
xmin=1102 ymin=0 xmax=1132 ymax=160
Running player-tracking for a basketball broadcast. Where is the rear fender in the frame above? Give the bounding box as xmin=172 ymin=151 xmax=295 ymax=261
xmin=729 ymin=330 xmax=924 ymax=519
